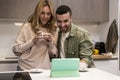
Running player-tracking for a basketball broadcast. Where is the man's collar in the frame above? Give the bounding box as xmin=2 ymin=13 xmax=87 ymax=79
xmin=69 ymin=23 xmax=76 ymax=37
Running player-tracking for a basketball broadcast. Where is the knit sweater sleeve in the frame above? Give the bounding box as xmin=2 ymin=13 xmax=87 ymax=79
xmin=12 ymin=23 xmax=34 ymax=56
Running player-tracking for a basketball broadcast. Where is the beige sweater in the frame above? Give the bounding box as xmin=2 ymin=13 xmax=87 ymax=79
xmin=12 ymin=22 xmax=57 ymax=70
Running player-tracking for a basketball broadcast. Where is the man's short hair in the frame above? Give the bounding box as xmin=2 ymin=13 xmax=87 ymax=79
xmin=56 ymin=5 xmax=72 ymax=16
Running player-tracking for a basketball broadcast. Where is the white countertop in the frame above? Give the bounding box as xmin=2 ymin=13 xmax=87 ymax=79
xmin=29 ymin=68 xmax=120 ymax=80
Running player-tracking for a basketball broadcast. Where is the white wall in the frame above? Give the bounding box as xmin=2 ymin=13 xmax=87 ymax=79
xmin=0 ymin=21 xmax=21 ymax=58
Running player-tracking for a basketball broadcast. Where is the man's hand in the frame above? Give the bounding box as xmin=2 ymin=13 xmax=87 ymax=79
xmin=79 ymin=60 xmax=88 ymax=71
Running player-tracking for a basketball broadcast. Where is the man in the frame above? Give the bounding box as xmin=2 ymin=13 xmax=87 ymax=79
xmin=56 ymin=5 xmax=95 ymax=68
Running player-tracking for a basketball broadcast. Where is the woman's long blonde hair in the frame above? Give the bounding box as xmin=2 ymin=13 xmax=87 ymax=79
xmin=27 ymin=0 xmax=56 ymax=34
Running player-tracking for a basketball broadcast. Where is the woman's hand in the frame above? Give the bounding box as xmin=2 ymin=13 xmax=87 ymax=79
xmin=37 ymin=31 xmax=53 ymax=42
xmin=44 ymin=33 xmax=52 ymax=42
xmin=32 ymin=31 xmax=43 ymax=44
xmin=33 ymin=31 xmax=53 ymax=44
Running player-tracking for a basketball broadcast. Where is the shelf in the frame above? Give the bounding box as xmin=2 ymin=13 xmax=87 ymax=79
xmin=0 ymin=56 xmax=18 ymax=63
xmin=92 ymin=54 xmax=118 ymax=60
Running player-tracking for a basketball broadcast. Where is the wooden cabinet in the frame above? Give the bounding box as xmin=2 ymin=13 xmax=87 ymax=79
xmin=0 ymin=0 xmax=109 ymax=22
xmin=50 ymin=0 xmax=109 ymax=23
xmin=0 ymin=0 xmax=39 ymax=19
xmin=94 ymin=60 xmax=118 ymax=75
xmin=0 ymin=63 xmax=17 ymax=71
xmin=0 ymin=0 xmax=17 ymax=19
xmin=50 ymin=0 xmax=58 ymax=11
xmin=17 ymin=0 xmax=39 ymax=19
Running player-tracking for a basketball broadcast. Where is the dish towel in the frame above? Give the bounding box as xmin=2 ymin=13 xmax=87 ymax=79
xmin=105 ymin=19 xmax=118 ymax=54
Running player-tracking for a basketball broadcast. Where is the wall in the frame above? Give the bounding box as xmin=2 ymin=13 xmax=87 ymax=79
xmin=0 ymin=21 xmax=22 ymax=58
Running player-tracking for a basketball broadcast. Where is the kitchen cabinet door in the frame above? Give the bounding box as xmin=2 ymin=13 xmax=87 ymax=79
xmin=57 ymin=0 xmax=89 ymax=23
xmin=0 ymin=0 xmax=18 ymax=19
xmin=49 ymin=0 xmax=58 ymax=11
xmin=0 ymin=0 xmax=39 ymax=20
xmin=17 ymin=0 xmax=39 ymax=19
xmin=57 ymin=0 xmax=109 ymax=23
xmin=94 ymin=0 xmax=109 ymax=22
xmin=0 ymin=63 xmax=17 ymax=71
xmin=94 ymin=60 xmax=118 ymax=75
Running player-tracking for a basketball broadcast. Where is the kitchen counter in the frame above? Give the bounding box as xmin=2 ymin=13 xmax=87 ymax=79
xmin=0 ymin=56 xmax=18 ymax=63
xmin=92 ymin=54 xmax=118 ymax=60
xmin=0 ymin=56 xmax=18 ymax=71
xmin=29 ymin=68 xmax=120 ymax=80
xmin=0 ymin=68 xmax=120 ymax=80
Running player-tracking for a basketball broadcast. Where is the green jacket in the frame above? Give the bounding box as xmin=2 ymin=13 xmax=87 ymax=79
xmin=57 ymin=23 xmax=95 ymax=68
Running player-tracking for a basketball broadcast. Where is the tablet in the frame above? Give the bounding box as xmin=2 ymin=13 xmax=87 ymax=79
xmin=51 ymin=58 xmax=80 ymax=77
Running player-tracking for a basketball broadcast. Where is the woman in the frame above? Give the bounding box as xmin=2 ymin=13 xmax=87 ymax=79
xmin=12 ymin=0 xmax=57 ymax=70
